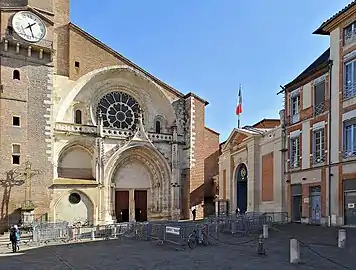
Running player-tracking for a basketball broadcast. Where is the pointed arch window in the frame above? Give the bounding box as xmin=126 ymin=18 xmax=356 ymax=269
xmin=74 ymin=109 xmax=82 ymax=124
xmin=155 ymin=120 xmax=161 ymax=134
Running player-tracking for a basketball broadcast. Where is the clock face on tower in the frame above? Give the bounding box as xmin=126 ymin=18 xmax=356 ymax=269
xmin=12 ymin=11 xmax=46 ymax=43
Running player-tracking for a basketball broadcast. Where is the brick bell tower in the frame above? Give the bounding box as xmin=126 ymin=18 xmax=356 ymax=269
xmin=0 ymin=0 xmax=64 ymax=223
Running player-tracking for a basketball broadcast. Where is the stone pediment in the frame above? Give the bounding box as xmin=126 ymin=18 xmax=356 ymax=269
xmin=222 ymin=129 xmax=251 ymax=152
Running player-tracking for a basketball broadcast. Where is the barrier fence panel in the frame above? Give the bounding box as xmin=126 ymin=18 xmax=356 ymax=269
xmin=164 ymin=225 xmax=184 ymax=246
xmin=28 ymin=213 xmax=288 ymax=248
xmin=32 ymin=222 xmax=70 ymax=243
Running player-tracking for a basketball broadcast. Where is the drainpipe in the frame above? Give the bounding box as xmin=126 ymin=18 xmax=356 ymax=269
xmin=327 ymin=60 xmax=333 ymax=227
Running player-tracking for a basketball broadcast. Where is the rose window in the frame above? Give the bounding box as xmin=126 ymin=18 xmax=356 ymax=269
xmin=97 ymin=91 xmax=142 ymax=130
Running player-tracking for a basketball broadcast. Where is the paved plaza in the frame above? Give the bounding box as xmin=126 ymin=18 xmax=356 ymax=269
xmin=0 ymin=224 xmax=355 ymax=269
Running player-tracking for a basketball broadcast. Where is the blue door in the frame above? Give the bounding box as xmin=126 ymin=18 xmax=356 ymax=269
xmin=310 ymin=186 xmax=321 ymax=224
xmin=237 ymin=182 xmax=247 ymax=213
xmin=236 ymin=164 xmax=248 ymax=214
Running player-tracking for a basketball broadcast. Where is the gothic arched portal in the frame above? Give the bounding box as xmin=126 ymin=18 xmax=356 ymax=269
xmin=236 ymin=163 xmax=248 ymax=214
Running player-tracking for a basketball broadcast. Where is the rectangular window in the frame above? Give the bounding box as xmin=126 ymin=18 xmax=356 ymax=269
xmin=12 ymin=144 xmax=20 ymax=165
xmin=314 ymin=81 xmax=325 ymax=116
xmin=343 ymin=118 xmax=356 ymax=158
xmin=290 ymin=94 xmax=300 ymax=124
xmin=313 ymin=128 xmax=325 ymax=164
xmin=344 ymin=59 xmax=356 ymax=99
xmin=344 ymin=22 xmax=356 ymax=45
xmin=12 ymin=116 xmax=20 ymax=127
xmin=290 ymin=136 xmax=300 ymax=168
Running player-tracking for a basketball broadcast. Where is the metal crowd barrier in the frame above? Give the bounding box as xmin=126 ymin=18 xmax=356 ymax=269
xmin=32 ymin=222 xmax=70 ymax=244
xmin=28 ymin=212 xmax=288 ymax=247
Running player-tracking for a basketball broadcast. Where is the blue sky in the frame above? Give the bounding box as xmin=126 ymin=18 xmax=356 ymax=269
xmin=70 ymin=0 xmax=352 ymax=141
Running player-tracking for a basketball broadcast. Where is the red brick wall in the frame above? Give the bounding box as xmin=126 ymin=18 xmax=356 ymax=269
xmin=204 ymin=127 xmax=219 ymax=197
xmin=189 ymin=98 xmax=205 ymax=200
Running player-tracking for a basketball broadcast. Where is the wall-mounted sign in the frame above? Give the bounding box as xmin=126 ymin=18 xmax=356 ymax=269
xmin=303 ymin=198 xmax=309 ymax=203
xmin=347 ymin=203 xmax=355 ymax=209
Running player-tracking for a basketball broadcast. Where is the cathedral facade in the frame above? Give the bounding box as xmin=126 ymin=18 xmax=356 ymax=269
xmin=0 ymin=0 xmax=219 ymax=227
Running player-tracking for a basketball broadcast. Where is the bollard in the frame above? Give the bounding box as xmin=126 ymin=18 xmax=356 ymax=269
xmin=91 ymin=229 xmax=95 ymax=240
xmin=257 ymin=234 xmax=266 ymax=255
xmin=263 ymin=224 xmax=268 ymax=239
xmin=338 ymin=229 xmax=346 ymax=248
xmin=290 ymin=239 xmax=300 ymax=264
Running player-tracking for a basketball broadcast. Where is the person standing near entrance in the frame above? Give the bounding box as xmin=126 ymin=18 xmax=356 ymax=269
xmin=192 ymin=206 xmax=196 ymax=221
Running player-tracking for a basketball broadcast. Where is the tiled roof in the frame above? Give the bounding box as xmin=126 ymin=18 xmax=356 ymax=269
xmin=284 ymin=48 xmax=330 ymax=89
xmin=314 ymin=1 xmax=356 ymax=34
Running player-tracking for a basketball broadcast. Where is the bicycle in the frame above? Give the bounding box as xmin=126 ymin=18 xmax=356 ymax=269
xmin=187 ymin=226 xmax=209 ymax=249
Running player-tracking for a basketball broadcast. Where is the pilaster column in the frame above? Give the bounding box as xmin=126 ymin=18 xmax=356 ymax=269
xmin=110 ymin=183 xmax=116 ymax=222
xmin=171 ymin=123 xmax=180 ymax=219
xmin=129 ymin=189 xmax=135 ymax=221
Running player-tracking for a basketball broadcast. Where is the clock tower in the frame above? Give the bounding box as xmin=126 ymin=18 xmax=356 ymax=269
xmin=0 ymin=1 xmax=58 ymax=221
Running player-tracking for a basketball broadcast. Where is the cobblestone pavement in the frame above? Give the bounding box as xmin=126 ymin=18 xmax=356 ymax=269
xmin=0 ymin=224 xmax=355 ymax=270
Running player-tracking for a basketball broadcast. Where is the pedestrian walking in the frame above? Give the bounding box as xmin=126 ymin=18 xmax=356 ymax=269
xmin=9 ymin=225 xmax=20 ymax=253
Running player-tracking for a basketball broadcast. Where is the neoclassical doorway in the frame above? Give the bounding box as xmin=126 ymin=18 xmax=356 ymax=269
xmin=235 ymin=163 xmax=248 ymax=214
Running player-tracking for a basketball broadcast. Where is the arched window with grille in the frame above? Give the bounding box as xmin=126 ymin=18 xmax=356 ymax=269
xmin=74 ymin=109 xmax=82 ymax=124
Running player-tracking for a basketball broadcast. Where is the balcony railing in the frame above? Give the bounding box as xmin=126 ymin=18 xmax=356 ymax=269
xmin=55 ymin=122 xmax=185 ymax=143
xmin=343 ymin=149 xmax=356 ymax=159
xmin=289 ymin=157 xmax=300 ymax=169
xmin=55 ymin=123 xmax=97 ymax=134
xmin=312 ymin=153 xmax=326 ymax=165
xmin=314 ymin=102 xmax=325 ymax=116
xmin=290 ymin=113 xmax=300 ymax=125
xmin=343 ymin=82 xmax=356 ymax=100
xmin=344 ymin=29 xmax=356 ymax=46
xmin=57 ymin=167 xmax=95 ymax=180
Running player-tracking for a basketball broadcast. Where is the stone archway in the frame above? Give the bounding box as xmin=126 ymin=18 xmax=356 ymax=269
xmin=235 ymin=163 xmax=248 ymax=214
xmin=54 ymin=190 xmax=94 ymax=225
xmin=105 ymin=144 xmax=171 ymax=222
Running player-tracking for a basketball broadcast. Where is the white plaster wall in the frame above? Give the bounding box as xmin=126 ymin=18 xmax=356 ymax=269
xmin=60 ymin=147 xmax=92 ymax=169
xmin=218 ymin=150 xmax=231 ymax=201
xmin=330 ymin=28 xmax=340 ymax=163
xmin=290 ymin=169 xmax=322 ymax=184
xmin=55 ymin=192 xmax=94 ymax=224
xmin=247 ymin=140 xmax=257 ymax=211
xmin=259 ymin=127 xmax=284 ymax=213
xmin=343 ymin=162 xmax=356 ymax=174
xmin=302 ymin=121 xmax=311 ymax=169
xmin=113 ymin=162 xmax=150 ymax=189
xmin=330 ymin=166 xmax=340 ymax=219
xmin=302 ymin=82 xmax=312 ymax=109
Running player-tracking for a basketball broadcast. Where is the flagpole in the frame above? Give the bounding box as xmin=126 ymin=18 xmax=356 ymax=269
xmin=237 ymin=84 xmax=241 ymax=128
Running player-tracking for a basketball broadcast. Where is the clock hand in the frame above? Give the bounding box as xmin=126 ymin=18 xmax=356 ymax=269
xmin=21 ymin=25 xmax=30 ymax=39
xmin=25 ymin=22 xmax=36 ymax=29
xmin=27 ymin=23 xmax=34 ymax=38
